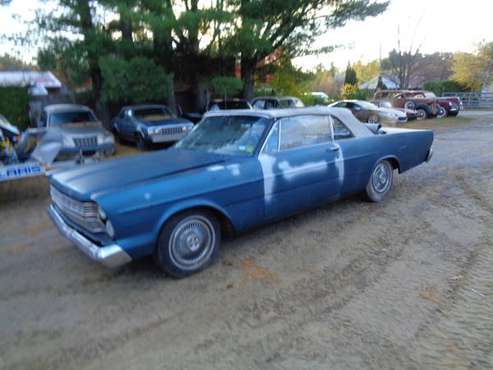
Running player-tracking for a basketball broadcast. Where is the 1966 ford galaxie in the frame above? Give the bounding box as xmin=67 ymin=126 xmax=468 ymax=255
xmin=48 ymin=107 xmax=433 ymax=277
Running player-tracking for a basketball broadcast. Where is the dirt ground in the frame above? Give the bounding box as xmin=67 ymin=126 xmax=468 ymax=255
xmin=1 ymin=112 xmax=492 ymax=370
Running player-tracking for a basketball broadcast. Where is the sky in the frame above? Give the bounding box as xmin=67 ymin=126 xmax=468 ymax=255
xmin=1 ymin=0 xmax=493 ymax=70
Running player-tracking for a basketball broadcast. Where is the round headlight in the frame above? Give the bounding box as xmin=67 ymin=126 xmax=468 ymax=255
xmin=106 ymin=220 xmax=115 ymax=238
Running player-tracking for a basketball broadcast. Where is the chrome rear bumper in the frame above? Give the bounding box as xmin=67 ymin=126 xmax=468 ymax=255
xmin=48 ymin=204 xmax=132 ymax=268
xmin=426 ymin=148 xmax=433 ymax=162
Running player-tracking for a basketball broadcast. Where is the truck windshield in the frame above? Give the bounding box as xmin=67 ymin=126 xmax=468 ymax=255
xmin=176 ymin=116 xmax=270 ymax=156
xmin=49 ymin=111 xmax=98 ymax=126
xmin=134 ymin=107 xmax=173 ymax=121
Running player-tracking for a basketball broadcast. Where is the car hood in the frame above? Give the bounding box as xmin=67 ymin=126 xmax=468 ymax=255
xmin=51 ymin=122 xmax=107 ymax=136
xmin=136 ymin=117 xmax=192 ymax=127
xmin=49 ymin=148 xmax=227 ymax=201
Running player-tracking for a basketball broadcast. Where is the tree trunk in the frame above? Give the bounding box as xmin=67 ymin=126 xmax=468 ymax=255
xmin=77 ymin=0 xmax=109 ymax=126
xmin=241 ymin=58 xmax=256 ymax=100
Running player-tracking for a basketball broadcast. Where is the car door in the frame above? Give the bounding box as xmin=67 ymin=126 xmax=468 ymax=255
xmin=258 ymin=114 xmax=343 ymax=220
xmin=120 ymin=110 xmax=135 ymax=139
xmin=346 ymin=102 xmax=368 ymax=122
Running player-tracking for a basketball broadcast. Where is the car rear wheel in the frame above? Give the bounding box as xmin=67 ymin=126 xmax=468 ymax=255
xmin=365 ymin=160 xmax=394 ymax=202
xmin=154 ymin=210 xmax=221 ymax=278
xmin=416 ymin=108 xmax=428 ymax=121
xmin=368 ymin=114 xmax=379 ymax=124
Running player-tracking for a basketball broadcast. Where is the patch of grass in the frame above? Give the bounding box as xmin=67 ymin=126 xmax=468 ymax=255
xmin=401 ymin=116 xmax=474 ymax=130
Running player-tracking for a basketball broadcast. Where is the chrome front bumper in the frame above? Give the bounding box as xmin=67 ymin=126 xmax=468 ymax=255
xmin=48 ymin=205 xmax=132 ymax=268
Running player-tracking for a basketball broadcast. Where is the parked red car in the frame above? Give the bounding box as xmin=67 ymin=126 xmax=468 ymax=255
xmin=410 ymin=91 xmax=463 ymax=117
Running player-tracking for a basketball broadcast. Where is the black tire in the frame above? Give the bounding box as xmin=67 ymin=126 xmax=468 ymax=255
xmin=365 ymin=160 xmax=394 ymax=202
xmin=136 ymin=133 xmax=149 ymax=151
xmin=404 ymin=101 xmax=416 ymax=110
xmin=154 ymin=209 xmax=221 ymax=278
xmin=436 ymin=106 xmax=447 ymax=119
xmin=415 ymin=106 xmax=429 ymax=121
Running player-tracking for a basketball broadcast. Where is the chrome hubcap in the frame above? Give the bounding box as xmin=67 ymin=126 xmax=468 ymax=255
xmin=169 ymin=216 xmax=215 ymax=270
xmin=372 ymin=162 xmax=391 ymax=193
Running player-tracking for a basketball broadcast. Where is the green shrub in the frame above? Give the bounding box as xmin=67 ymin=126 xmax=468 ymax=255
xmin=100 ymin=56 xmax=171 ymax=104
xmin=424 ymin=80 xmax=470 ymax=96
xmin=0 ymin=87 xmax=30 ymax=130
xmin=342 ymin=84 xmax=369 ymax=100
xmin=209 ymin=76 xmax=244 ymax=99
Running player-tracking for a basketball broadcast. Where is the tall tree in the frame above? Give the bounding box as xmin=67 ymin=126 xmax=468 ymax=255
xmin=344 ymin=63 xmax=358 ymax=85
xmin=226 ymin=0 xmax=388 ymax=99
xmin=353 ymin=59 xmax=380 ymax=83
xmin=452 ymin=42 xmax=493 ymax=91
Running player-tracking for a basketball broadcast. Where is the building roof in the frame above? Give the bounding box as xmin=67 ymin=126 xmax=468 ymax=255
xmin=359 ymin=75 xmax=399 ymax=90
xmin=0 ymin=71 xmax=62 ymax=89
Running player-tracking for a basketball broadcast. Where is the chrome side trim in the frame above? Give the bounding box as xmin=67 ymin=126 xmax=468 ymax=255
xmin=48 ymin=205 xmax=132 ymax=268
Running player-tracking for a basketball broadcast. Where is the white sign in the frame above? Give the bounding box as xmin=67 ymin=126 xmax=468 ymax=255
xmin=0 ymin=162 xmax=44 ymax=182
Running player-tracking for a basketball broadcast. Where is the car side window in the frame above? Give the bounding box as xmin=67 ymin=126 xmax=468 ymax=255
xmin=262 ymin=122 xmax=279 ymax=154
xmin=253 ymin=100 xmax=265 ymax=109
xmin=331 ymin=116 xmax=353 ymax=140
xmin=280 ymin=115 xmax=331 ymax=150
xmin=294 ymin=99 xmax=304 ymax=108
xmin=265 ymin=100 xmax=277 ymax=109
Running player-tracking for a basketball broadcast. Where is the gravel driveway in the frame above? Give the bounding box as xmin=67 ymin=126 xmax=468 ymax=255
xmin=1 ymin=113 xmax=492 ymax=370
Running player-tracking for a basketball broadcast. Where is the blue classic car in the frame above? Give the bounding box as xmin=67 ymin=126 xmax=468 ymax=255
xmin=111 ymin=104 xmax=194 ymax=150
xmin=48 ymin=107 xmax=433 ymax=277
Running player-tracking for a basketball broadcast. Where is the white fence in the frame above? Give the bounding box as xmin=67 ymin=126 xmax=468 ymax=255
xmin=443 ymin=92 xmax=493 ymax=109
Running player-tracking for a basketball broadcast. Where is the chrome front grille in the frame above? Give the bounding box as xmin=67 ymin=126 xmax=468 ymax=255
xmin=50 ymin=186 xmax=104 ymax=232
xmin=160 ymin=126 xmax=184 ymax=136
xmin=73 ymin=136 xmax=98 ymax=148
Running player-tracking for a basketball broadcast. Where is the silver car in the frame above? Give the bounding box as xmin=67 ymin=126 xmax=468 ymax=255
xmin=38 ymin=104 xmax=115 ymax=161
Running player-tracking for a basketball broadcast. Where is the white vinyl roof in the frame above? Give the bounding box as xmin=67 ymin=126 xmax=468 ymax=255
xmin=0 ymin=71 xmax=62 ymax=89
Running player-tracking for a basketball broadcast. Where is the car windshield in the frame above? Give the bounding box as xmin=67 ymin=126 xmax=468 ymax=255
xmin=134 ymin=107 xmax=172 ymax=121
xmin=209 ymin=101 xmax=250 ymax=110
xmin=49 ymin=110 xmax=98 ymax=126
xmin=357 ymin=101 xmax=378 ymax=110
xmin=176 ymin=115 xmax=270 ymax=156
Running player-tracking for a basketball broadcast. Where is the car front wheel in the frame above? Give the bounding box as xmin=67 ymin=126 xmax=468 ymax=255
xmin=365 ymin=160 xmax=394 ymax=202
xmin=136 ymin=134 xmax=149 ymax=150
xmin=436 ymin=106 xmax=447 ymax=118
xmin=154 ymin=210 xmax=221 ymax=278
